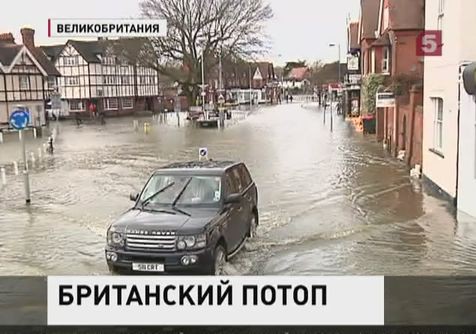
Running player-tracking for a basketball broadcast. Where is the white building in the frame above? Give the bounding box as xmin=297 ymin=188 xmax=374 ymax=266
xmin=42 ymin=38 xmax=159 ymax=116
xmin=423 ymin=0 xmax=476 ymax=218
xmin=0 ymin=29 xmax=60 ymax=128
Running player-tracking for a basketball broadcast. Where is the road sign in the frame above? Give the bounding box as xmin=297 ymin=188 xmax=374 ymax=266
xmin=10 ymin=107 xmax=30 ymax=130
xmin=199 ymin=147 xmax=208 ymax=161
xmin=376 ymin=92 xmax=395 ymax=108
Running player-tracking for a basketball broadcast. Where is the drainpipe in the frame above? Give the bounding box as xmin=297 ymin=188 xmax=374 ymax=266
xmin=407 ymin=86 xmax=417 ymax=166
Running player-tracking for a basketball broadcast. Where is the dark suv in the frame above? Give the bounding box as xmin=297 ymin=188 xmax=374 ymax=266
xmin=105 ymin=160 xmax=258 ymax=275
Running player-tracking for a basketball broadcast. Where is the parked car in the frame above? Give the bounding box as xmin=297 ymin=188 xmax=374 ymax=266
xmin=105 ymin=160 xmax=259 ymax=275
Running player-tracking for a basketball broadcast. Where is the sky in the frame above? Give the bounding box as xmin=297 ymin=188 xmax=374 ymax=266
xmin=0 ymin=0 xmax=360 ymax=67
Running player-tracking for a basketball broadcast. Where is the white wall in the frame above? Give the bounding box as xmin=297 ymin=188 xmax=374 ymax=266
xmin=458 ymin=85 xmax=476 ymax=217
xmin=422 ymin=0 xmax=462 ymax=198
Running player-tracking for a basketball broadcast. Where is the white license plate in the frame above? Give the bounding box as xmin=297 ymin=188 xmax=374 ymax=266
xmin=132 ymin=263 xmax=164 ymax=272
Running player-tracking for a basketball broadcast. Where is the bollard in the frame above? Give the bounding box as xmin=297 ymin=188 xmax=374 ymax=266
xmin=144 ymin=122 xmax=150 ymax=134
xmin=38 ymin=147 xmax=42 ymax=160
xmin=1 ymin=168 xmax=6 ymax=186
xmin=13 ymin=161 xmax=19 ymax=175
xmin=33 ymin=127 xmax=37 ymax=138
xmin=133 ymin=120 xmax=139 ymax=131
xmin=19 ymin=130 xmax=22 ymax=141
xmin=0 ymin=132 xmax=3 ymax=144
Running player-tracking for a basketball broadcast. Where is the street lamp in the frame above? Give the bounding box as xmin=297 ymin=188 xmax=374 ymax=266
xmin=200 ymin=50 xmax=206 ymax=114
xmin=249 ymin=64 xmax=253 ymax=109
xmin=329 ymin=43 xmax=341 ymax=132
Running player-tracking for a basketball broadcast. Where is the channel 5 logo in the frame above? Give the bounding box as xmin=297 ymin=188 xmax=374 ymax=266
xmin=417 ymin=30 xmax=443 ymax=56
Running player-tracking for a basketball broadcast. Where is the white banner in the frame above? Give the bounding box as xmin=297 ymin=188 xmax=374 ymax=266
xmin=47 ymin=276 xmax=384 ymax=326
xmin=48 ymin=19 xmax=167 ymax=38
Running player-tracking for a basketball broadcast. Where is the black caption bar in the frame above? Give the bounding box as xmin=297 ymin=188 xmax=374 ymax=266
xmin=385 ymin=277 xmax=476 ymax=325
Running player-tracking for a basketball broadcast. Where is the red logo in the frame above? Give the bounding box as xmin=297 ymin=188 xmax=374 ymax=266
xmin=417 ymin=30 xmax=443 ymax=56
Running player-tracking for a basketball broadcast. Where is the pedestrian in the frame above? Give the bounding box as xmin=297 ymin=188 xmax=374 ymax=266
xmin=74 ymin=112 xmax=82 ymax=126
xmin=98 ymin=110 xmax=106 ymax=125
xmin=89 ymin=102 xmax=97 ymax=119
xmin=290 ymin=95 xmax=293 ymax=103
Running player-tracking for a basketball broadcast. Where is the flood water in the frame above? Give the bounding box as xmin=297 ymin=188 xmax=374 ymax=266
xmin=1 ymin=103 xmax=475 ymax=276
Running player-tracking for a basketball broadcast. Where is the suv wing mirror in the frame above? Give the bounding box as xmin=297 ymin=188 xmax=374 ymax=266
xmin=130 ymin=192 xmax=139 ymax=202
xmin=224 ymin=193 xmax=241 ymax=204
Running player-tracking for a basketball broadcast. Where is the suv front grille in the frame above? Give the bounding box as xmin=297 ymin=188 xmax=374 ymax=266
xmin=126 ymin=233 xmax=177 ymax=251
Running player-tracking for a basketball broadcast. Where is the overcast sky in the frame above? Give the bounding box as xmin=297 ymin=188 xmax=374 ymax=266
xmin=1 ymin=0 xmax=360 ymax=66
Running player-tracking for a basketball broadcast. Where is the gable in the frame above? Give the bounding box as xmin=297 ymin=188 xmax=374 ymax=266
xmin=253 ymin=67 xmax=262 ymax=80
xmin=0 ymin=46 xmax=47 ymax=75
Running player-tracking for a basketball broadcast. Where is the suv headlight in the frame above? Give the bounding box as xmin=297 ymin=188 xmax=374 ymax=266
xmin=107 ymin=228 xmax=124 ymax=247
xmin=177 ymin=233 xmax=206 ymax=250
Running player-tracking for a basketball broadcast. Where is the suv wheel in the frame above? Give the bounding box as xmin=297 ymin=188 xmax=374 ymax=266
xmin=213 ymin=245 xmax=226 ymax=275
xmin=249 ymin=213 xmax=258 ymax=238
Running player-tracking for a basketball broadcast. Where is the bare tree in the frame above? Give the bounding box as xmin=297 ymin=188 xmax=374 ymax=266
xmin=139 ymin=0 xmax=273 ymax=105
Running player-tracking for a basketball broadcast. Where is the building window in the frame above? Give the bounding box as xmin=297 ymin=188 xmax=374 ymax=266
xmin=371 ymin=49 xmax=376 ymax=74
xmin=65 ymin=76 xmax=79 ymax=86
xmin=437 ymin=0 xmax=445 ymax=30
xmin=70 ymin=100 xmax=84 ymax=111
xmin=122 ymin=97 xmax=133 ymax=109
xmin=104 ymin=76 xmax=116 ymax=85
xmin=382 ymin=47 xmax=390 ymax=73
xmin=104 ymin=98 xmax=118 ymax=110
xmin=102 ymin=57 xmax=115 ymax=65
xmin=122 ymin=76 xmax=130 ymax=85
xmin=432 ymin=97 xmax=444 ymax=151
xmin=63 ymin=56 xmax=77 ymax=66
xmin=19 ymin=76 xmax=29 ymax=90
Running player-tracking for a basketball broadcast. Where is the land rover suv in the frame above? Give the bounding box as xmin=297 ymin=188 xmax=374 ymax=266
xmin=105 ymin=160 xmax=258 ymax=275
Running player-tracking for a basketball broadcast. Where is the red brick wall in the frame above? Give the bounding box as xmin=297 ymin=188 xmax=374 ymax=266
xmin=392 ymin=30 xmax=423 ymax=77
xmin=395 ymin=87 xmax=423 ymax=167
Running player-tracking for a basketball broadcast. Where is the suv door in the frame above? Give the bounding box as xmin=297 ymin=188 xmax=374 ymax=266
xmin=236 ymin=164 xmax=255 ymax=237
xmin=222 ymin=170 xmax=244 ymax=253
xmin=230 ymin=165 xmax=251 ymax=244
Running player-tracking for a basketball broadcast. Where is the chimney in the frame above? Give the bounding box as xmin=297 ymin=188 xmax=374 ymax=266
xmin=21 ymin=27 xmax=35 ymax=48
xmin=0 ymin=33 xmax=15 ymax=44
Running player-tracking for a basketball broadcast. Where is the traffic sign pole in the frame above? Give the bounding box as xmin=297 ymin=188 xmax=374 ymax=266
xmin=10 ymin=107 xmax=32 ymax=204
xmin=20 ymin=129 xmax=31 ymax=204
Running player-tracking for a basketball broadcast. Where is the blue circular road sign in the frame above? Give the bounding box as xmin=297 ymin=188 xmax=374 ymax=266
xmin=9 ymin=108 xmax=30 ymax=130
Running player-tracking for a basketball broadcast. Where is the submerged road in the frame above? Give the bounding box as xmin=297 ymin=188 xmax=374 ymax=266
xmin=0 ymin=104 xmax=475 ymax=275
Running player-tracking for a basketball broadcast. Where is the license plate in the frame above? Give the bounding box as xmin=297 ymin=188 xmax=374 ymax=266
xmin=132 ymin=263 xmax=164 ymax=272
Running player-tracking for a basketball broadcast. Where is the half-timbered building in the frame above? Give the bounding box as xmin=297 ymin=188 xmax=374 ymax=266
xmin=42 ymin=38 xmax=160 ymax=116
xmin=0 ymin=30 xmax=60 ymax=128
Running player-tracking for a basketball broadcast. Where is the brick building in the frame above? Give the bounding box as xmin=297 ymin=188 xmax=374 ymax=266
xmin=360 ymin=0 xmax=425 ymax=168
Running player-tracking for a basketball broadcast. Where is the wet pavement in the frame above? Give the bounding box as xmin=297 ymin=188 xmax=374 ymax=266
xmin=0 ymin=104 xmax=475 ymax=276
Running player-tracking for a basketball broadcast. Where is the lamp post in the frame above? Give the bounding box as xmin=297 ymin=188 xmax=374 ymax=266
xmin=329 ymin=43 xmax=341 ymax=133
xmin=249 ymin=64 xmax=253 ymax=109
xmin=201 ymin=50 xmax=206 ymax=114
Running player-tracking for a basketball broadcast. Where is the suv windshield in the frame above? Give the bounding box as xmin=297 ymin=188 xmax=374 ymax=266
xmin=139 ymin=174 xmax=222 ymax=206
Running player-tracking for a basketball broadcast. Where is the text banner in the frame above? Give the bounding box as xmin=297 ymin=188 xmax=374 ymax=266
xmin=48 ymin=19 xmax=167 ymax=38
xmin=47 ymin=276 xmax=384 ymax=326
